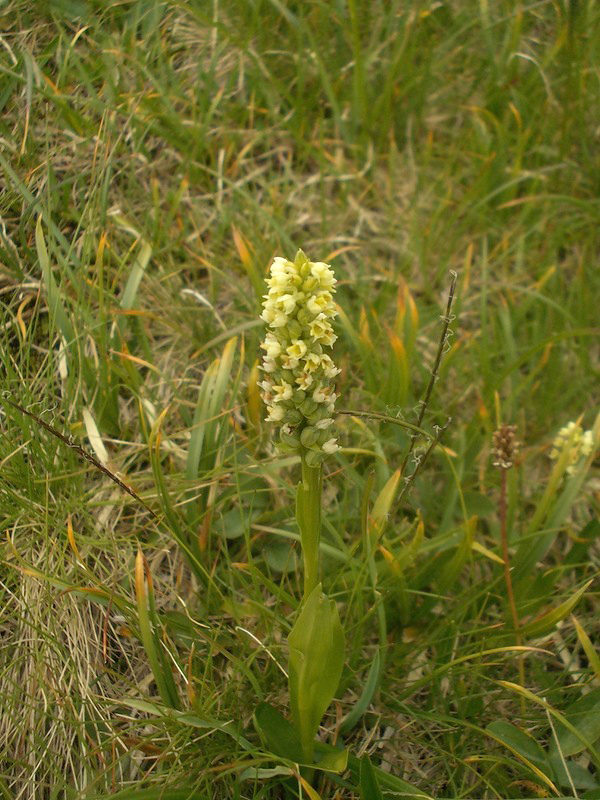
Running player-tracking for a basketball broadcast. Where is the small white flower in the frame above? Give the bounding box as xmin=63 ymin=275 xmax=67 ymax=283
xmin=261 ymin=357 xmax=277 ymax=374
xmin=303 ymin=352 xmax=322 ymax=373
xmin=310 ymin=262 xmax=336 ymax=289
xmin=296 ymin=372 xmax=314 ymax=390
xmin=322 ymin=438 xmax=340 ymax=454
xmin=581 ymin=430 xmax=594 ymax=458
xmin=550 ymin=420 xmax=596 ymax=476
xmin=307 ymin=292 xmax=334 ymax=317
xmin=315 ymin=417 xmax=333 ymax=429
xmin=309 ymin=315 xmax=333 ymax=341
xmin=320 ymin=354 xmax=341 ymax=378
xmin=261 ymin=303 xmax=289 ymax=327
xmin=319 ymin=328 xmax=338 ymax=347
xmin=273 ymin=310 xmax=291 ymax=327
xmin=287 ymin=339 xmax=308 ymax=359
xmin=281 ymin=355 xmax=300 ymax=370
xmin=266 ymin=404 xmax=285 ymax=422
xmin=272 ymin=382 xmax=293 ymax=401
xmin=260 ymin=333 xmax=282 ymax=358
xmin=312 ymin=384 xmax=332 ymax=404
xmin=274 ymin=292 xmax=299 ymax=315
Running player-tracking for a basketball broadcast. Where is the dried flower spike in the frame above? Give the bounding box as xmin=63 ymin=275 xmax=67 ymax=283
xmin=492 ymin=424 xmax=519 ymax=469
xmin=259 ymin=250 xmax=340 ymax=466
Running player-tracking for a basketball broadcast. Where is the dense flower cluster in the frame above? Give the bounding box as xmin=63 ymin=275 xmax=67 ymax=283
xmin=259 ymin=250 xmax=340 ymax=466
xmin=550 ymin=421 xmax=594 ymax=475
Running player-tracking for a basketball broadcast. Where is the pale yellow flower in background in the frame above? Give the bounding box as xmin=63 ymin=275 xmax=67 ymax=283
xmin=550 ymin=420 xmax=596 ymax=475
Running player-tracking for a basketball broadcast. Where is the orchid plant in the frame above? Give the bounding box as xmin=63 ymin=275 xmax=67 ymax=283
xmin=259 ymin=250 xmax=345 ymax=763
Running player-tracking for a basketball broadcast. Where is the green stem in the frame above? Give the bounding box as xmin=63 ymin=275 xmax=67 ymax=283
xmin=299 ymin=456 xmax=322 ymax=598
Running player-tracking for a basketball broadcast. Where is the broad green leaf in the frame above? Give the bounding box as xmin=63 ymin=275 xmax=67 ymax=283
xmin=486 ymin=719 xmax=556 ymax=792
xmin=581 ymin=789 xmax=600 ymax=799
xmin=360 ymin=754 xmax=384 ymax=800
xmin=486 ymin=720 xmax=549 ymax=772
xmin=548 ymin=753 xmax=599 ymax=790
xmin=253 ymin=702 xmax=348 ymax=772
xmin=253 ymin=702 xmax=304 ymax=763
xmin=550 ymin=688 xmax=600 ymax=757
xmin=499 ymin=682 xmax=600 ymax=763
xmin=238 ymin=766 xmax=294 ymax=780
xmin=316 ymin=748 xmax=348 ymax=773
xmin=288 ymin=585 xmax=345 ymax=762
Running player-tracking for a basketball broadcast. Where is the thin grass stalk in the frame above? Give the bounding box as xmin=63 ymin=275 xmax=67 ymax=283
xmin=400 ymin=270 xmax=457 ymax=476
xmin=499 ymin=465 xmax=525 ymax=703
xmin=493 ymin=424 xmax=525 ymax=708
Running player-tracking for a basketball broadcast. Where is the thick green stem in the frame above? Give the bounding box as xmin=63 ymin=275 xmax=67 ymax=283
xmin=299 ymin=456 xmax=322 ymax=598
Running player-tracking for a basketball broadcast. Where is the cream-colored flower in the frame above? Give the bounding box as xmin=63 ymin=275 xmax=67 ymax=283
xmin=272 ymin=381 xmax=293 ymax=402
xmin=307 ymin=292 xmax=333 ymax=317
xmin=296 ymin=372 xmax=314 ymax=390
xmin=319 ymin=328 xmax=338 ymax=347
xmin=266 ymin=404 xmax=285 ymax=422
xmin=309 ymin=315 xmax=333 ymax=341
xmin=303 ymin=352 xmax=322 ymax=373
xmin=310 ymin=262 xmax=336 ymax=289
xmin=581 ymin=430 xmax=594 ymax=457
xmin=322 ymin=438 xmax=340 ymax=454
xmin=287 ymin=339 xmax=308 ymax=359
xmin=312 ymin=384 xmax=335 ymax=404
xmin=274 ymin=292 xmax=300 ymax=315
xmin=261 ymin=357 xmax=277 ymax=374
xmin=320 ymin=354 xmax=341 ymax=378
xmin=260 ymin=333 xmax=282 ymax=358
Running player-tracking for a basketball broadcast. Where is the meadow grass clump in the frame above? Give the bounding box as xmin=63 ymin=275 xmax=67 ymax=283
xmin=1 ymin=1 xmax=600 ymax=798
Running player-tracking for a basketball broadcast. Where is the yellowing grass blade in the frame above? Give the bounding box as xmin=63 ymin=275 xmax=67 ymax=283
xmin=572 ymin=615 xmax=600 ymax=681
xmin=82 ymin=407 xmax=109 ymax=465
xmin=369 ymin=469 xmax=401 ymax=543
xmin=519 ymin=580 xmax=592 ymax=638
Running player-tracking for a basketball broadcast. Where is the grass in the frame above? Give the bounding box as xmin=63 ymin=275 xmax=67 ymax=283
xmin=0 ymin=0 xmax=599 ymax=797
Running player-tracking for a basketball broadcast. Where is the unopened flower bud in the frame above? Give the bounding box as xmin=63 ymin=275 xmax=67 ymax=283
xmin=300 ymin=426 xmax=321 ymax=448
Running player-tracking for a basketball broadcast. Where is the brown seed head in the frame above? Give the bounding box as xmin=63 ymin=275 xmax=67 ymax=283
xmin=492 ymin=424 xmax=519 ymax=469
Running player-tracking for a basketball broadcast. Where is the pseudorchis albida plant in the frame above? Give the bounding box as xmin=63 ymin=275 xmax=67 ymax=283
xmin=259 ymin=250 xmax=345 ymax=763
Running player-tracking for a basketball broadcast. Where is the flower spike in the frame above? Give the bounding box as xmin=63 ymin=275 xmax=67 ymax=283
xmin=259 ymin=250 xmax=340 ymax=464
